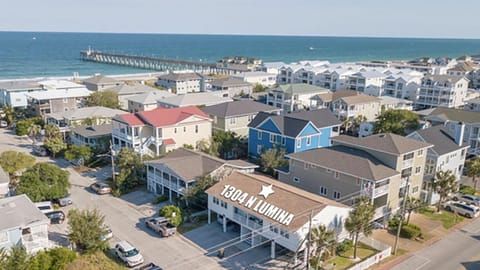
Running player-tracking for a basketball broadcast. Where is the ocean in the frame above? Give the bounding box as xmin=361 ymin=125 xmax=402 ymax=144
xmin=1 ymin=31 xmax=480 ymax=79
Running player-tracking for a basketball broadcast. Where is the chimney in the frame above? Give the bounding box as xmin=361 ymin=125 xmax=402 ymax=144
xmin=454 ymin=121 xmax=465 ymax=146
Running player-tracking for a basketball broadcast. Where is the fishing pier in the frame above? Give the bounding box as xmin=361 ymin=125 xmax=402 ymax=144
xmin=80 ymin=49 xmax=245 ymax=74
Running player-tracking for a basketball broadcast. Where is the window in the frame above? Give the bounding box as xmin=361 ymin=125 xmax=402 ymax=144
xmin=174 ymin=128 xmax=177 ymax=134
xmin=195 ymin=125 xmax=198 ymax=133
xmin=356 ymin=178 xmax=361 ymax=185
xmin=183 ymin=126 xmax=186 ymax=132
xmin=403 ymin=152 xmax=414 ymax=160
xmin=415 ymin=166 xmax=421 ymax=174
xmin=257 ymin=131 xmax=262 ymax=140
xmin=0 ymin=231 xmax=8 ymax=243
xmin=296 ymin=138 xmax=301 ymax=148
xmin=320 ymin=186 xmax=328 ymax=196
xmin=412 ymin=186 xmax=419 ymax=194
xmin=257 ymin=145 xmax=262 ymax=155
xmin=63 ymin=98 xmax=68 ymax=103
xmin=333 ymin=191 xmax=341 ymax=200
xmin=418 ymin=149 xmax=423 ymax=157
xmin=269 ymin=133 xmax=275 ymax=143
xmin=220 ymin=200 xmax=227 ymax=209
xmin=248 ymin=114 xmax=255 ymax=121
xmin=230 ymin=117 xmax=236 ymax=125
xmin=306 ymin=136 xmax=311 ymax=146
xmin=304 ymin=163 xmax=309 ymax=170
xmin=461 ymin=149 xmax=466 ymax=157
xmin=213 ymin=197 xmax=219 ymax=205
xmin=270 ymin=225 xmax=278 ymax=233
xmin=281 ymin=137 xmax=286 ymax=145
xmin=293 ymin=177 xmax=300 ymax=183
xmin=334 ymin=171 xmax=340 ymax=179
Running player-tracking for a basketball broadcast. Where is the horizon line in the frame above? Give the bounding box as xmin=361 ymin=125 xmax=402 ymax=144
xmin=1 ymin=30 xmax=480 ymax=41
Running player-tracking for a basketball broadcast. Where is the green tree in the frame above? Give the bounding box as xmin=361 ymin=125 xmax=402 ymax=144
xmin=1 ymin=245 xmax=29 ymax=270
xmin=64 ymin=145 xmax=93 ymax=165
xmin=68 ymin=208 xmax=107 ymax=253
xmin=311 ymin=225 xmax=337 ymax=268
xmin=197 ymin=138 xmax=219 ymax=157
xmin=405 ymin=196 xmax=424 ymax=224
xmin=432 ymin=170 xmax=458 ymax=212
xmin=466 ymin=158 xmax=480 ymax=191
xmin=253 ymin=83 xmax=266 ymax=93
xmin=182 ymin=175 xmax=218 ymax=209
xmin=27 ymin=124 xmax=42 ymax=145
xmin=0 ymin=150 xmax=35 ymax=180
xmin=345 ymin=197 xmax=375 ymax=259
xmin=3 ymin=105 xmax=16 ymax=125
xmin=258 ymin=147 xmax=288 ymax=175
xmin=43 ymin=136 xmax=66 ymax=158
xmin=352 ymin=115 xmax=367 ymax=135
xmin=44 ymin=124 xmax=60 ymax=139
xmin=86 ymin=90 xmax=120 ymax=109
xmin=341 ymin=118 xmax=352 ymax=134
xmin=15 ymin=117 xmax=43 ymax=136
xmin=160 ymin=205 xmax=183 ymax=227
xmin=27 ymin=247 xmax=76 ymax=270
xmin=212 ymin=130 xmax=246 ymax=159
xmin=373 ymin=109 xmax=419 ymax=135
xmin=80 ymin=117 xmax=99 ymax=126
xmin=115 ymin=147 xmax=143 ymax=193
xmin=17 ymin=163 xmax=70 ymax=202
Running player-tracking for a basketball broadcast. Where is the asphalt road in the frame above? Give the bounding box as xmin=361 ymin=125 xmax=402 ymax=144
xmin=392 ymin=216 xmax=480 ymax=270
xmin=0 ymin=128 xmax=223 ymax=270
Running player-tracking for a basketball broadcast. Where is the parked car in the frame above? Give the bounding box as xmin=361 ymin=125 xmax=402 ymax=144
xmin=101 ymin=225 xmax=113 ymax=241
xmin=45 ymin=211 xmax=66 ymax=224
xmin=453 ymin=194 xmax=480 ymax=206
xmin=35 ymin=201 xmax=54 ymax=214
xmin=90 ymin=182 xmax=112 ymax=195
xmin=33 ymin=146 xmax=48 ymax=157
xmin=0 ymin=120 xmax=7 ymax=128
xmin=145 ymin=217 xmax=176 ymax=237
xmin=115 ymin=240 xmax=144 ymax=267
xmin=52 ymin=194 xmax=72 ymax=207
xmin=443 ymin=201 xmax=480 ymax=218
xmin=136 ymin=263 xmax=162 ymax=270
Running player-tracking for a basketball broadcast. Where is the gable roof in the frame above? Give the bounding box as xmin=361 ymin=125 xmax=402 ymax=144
xmin=158 ymin=72 xmax=203 ymax=81
xmin=337 ymin=94 xmax=380 ymax=105
xmin=0 ymin=195 xmax=50 ymax=231
xmin=210 ymin=77 xmax=252 ymax=88
xmin=157 ymin=92 xmax=233 ymax=107
xmin=420 ymin=107 xmax=480 ymax=123
xmin=288 ymin=145 xmax=400 ymax=181
xmin=70 ymin=124 xmax=113 ymax=138
xmin=206 ymin=171 xmax=349 ymax=231
xmin=422 ymin=75 xmax=466 ymax=84
xmin=103 ymin=84 xmax=157 ymax=96
xmin=332 ymin=133 xmax=432 ymax=155
xmin=82 ymin=75 xmax=119 ymax=85
xmin=249 ymin=109 xmax=341 ymax=137
xmin=274 ymin=84 xmax=330 ymax=95
xmin=126 ymin=90 xmax=175 ymax=105
xmin=312 ymin=90 xmax=359 ymax=102
xmin=409 ymin=125 xmax=467 ymax=155
xmin=201 ymin=100 xmax=280 ymax=118
xmin=115 ymin=106 xmax=211 ymax=127
xmin=145 ymin=148 xmax=257 ymax=181
xmin=47 ymin=106 xmax=125 ymax=121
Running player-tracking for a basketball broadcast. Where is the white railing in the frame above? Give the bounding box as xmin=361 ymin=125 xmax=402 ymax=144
xmin=347 ymin=237 xmax=391 ymax=270
xmin=373 ymin=184 xmax=389 ymax=197
xmin=402 ymin=159 xmax=413 ymax=169
xmin=373 ymin=206 xmax=388 ymax=220
xmin=400 ymin=177 xmax=408 ymax=187
xmin=232 ymin=213 xmax=247 ymax=225
xmin=247 ymin=220 xmax=263 ymax=231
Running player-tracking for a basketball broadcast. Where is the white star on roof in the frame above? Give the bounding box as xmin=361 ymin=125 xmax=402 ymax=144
xmin=259 ymin=184 xmax=275 ymax=199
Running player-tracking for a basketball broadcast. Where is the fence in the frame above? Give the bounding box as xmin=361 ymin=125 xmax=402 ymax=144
xmin=347 ymin=236 xmax=391 ymax=270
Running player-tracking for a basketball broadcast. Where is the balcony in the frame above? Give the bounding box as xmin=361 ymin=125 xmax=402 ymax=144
xmin=402 ymin=159 xmax=413 ymax=169
xmin=21 ymin=232 xmax=49 ymax=254
xmin=374 ymin=205 xmax=389 ymax=220
xmin=400 ymin=177 xmax=408 ymax=187
xmin=112 ymin=129 xmax=134 ymax=141
xmin=232 ymin=213 xmax=247 ymax=225
xmin=373 ymin=184 xmax=390 ymax=198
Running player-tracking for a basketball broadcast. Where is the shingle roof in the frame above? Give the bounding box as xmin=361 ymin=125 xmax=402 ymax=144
xmin=201 ymin=100 xmax=280 ymax=117
xmin=422 ymin=75 xmax=466 ymax=84
xmin=206 ymin=171 xmax=349 ymax=231
xmin=126 ymin=90 xmax=175 ymax=105
xmin=312 ymin=90 xmax=359 ymax=102
xmin=157 ymin=92 xmax=233 ymax=107
xmin=70 ymin=124 xmax=113 ymax=138
xmin=210 ymin=77 xmax=252 ymax=87
xmin=409 ymin=126 xmax=467 ymax=155
xmin=249 ymin=109 xmax=341 ymax=137
xmin=421 ymin=107 xmax=480 ymax=123
xmin=115 ymin=106 xmax=211 ymax=127
xmin=332 ymin=133 xmax=432 ymax=155
xmin=288 ymin=146 xmax=399 ymax=181
xmin=274 ymin=84 xmax=330 ymax=95
xmin=338 ymin=94 xmax=380 ymax=105
xmin=47 ymin=106 xmax=125 ymax=121
xmin=104 ymin=84 xmax=157 ymax=96
xmin=0 ymin=195 xmax=50 ymax=231
xmin=158 ymin=72 xmax=202 ymax=81
xmin=82 ymin=75 xmax=119 ymax=85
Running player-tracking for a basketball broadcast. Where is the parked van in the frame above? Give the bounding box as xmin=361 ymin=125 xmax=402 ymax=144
xmin=443 ymin=201 xmax=480 ymax=218
xmin=34 ymin=201 xmax=54 ymax=214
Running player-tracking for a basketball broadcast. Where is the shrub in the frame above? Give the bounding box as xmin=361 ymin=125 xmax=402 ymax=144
xmin=388 ymin=216 xmax=400 ymax=231
xmin=336 ymin=239 xmax=353 ymax=254
xmin=459 ymin=184 xmax=476 ymax=195
xmin=400 ymin=223 xmax=422 ymax=239
xmin=160 ymin=205 xmax=183 ymax=227
xmin=153 ymin=194 xmax=169 ymax=204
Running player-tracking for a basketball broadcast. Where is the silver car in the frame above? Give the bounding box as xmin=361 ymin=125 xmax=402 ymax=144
xmin=453 ymin=194 xmax=480 ymax=206
xmin=443 ymin=201 xmax=479 ymax=218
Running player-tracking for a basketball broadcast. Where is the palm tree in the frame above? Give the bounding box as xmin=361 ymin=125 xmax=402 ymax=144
xmin=352 ymin=115 xmax=367 ymax=136
xmin=345 ymin=197 xmax=375 ymax=259
xmin=3 ymin=105 xmax=15 ymax=126
xmin=44 ymin=124 xmax=60 ymax=139
xmin=466 ymin=158 xmax=480 ymax=191
xmin=432 ymin=170 xmax=458 ymax=212
xmin=27 ymin=124 xmax=42 ymax=145
xmin=311 ymin=225 xmax=337 ymax=268
xmin=405 ymin=196 xmax=424 ymax=224
xmin=341 ymin=118 xmax=352 ymax=134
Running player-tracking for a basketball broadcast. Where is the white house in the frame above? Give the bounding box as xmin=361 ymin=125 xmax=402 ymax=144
xmin=267 ymin=83 xmax=330 ymax=112
xmin=206 ymin=171 xmax=351 ymax=262
xmin=416 ymin=75 xmax=469 ymax=109
xmin=232 ymin=71 xmax=277 ymax=87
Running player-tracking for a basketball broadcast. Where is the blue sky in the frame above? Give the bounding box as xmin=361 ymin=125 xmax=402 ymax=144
xmin=2 ymin=0 xmax=479 ymax=38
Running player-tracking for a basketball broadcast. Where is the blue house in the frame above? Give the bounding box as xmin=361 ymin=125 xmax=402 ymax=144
xmin=248 ymin=109 xmax=341 ymax=157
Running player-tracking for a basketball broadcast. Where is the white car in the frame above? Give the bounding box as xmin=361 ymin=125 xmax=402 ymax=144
xmin=115 ymin=241 xmax=144 ymax=267
xmin=443 ymin=201 xmax=480 ymax=218
xmin=453 ymin=194 xmax=480 ymax=206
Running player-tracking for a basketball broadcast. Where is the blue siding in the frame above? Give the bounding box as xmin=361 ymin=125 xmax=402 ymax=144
xmin=258 ymin=119 xmax=281 ymax=134
xmin=299 ymin=122 xmax=319 ymax=137
xmin=319 ymin=127 xmax=333 ymax=147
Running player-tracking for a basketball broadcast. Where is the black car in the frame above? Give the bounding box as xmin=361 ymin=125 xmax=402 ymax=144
xmin=45 ymin=211 xmax=65 ymax=224
xmin=136 ymin=263 xmax=162 ymax=270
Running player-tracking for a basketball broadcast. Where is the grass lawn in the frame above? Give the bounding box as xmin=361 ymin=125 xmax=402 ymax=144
xmin=178 ymin=213 xmax=212 ymax=234
xmin=65 ymin=251 xmax=127 ymax=270
xmin=418 ymin=207 xmax=464 ymax=229
xmin=326 ymin=243 xmax=377 ymax=270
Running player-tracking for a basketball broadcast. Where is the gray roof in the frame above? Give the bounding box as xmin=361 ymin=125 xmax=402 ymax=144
xmin=201 ymin=100 xmax=280 ymax=117
xmin=420 ymin=107 xmax=480 ymax=123
xmin=274 ymin=84 xmax=330 ymax=95
xmin=422 ymin=75 xmax=466 ymax=84
xmin=103 ymin=84 xmax=157 ymax=96
xmin=249 ymin=109 xmax=341 ymax=137
xmin=0 ymin=195 xmax=50 ymax=231
xmin=145 ymin=148 xmax=255 ymax=181
xmin=409 ymin=126 xmax=467 ymax=156
xmin=82 ymin=75 xmax=119 ymax=85
xmin=47 ymin=106 xmax=125 ymax=121
xmin=127 ymin=90 xmax=175 ymax=105
xmin=157 ymin=92 xmax=233 ymax=107
xmin=0 ymin=80 xmax=41 ymax=91
xmin=288 ymin=145 xmax=400 ymax=181
xmin=210 ymin=77 xmax=252 ymax=88
xmin=332 ymin=133 xmax=432 ymax=155
xmin=158 ymin=72 xmax=202 ymax=81
xmin=70 ymin=124 xmax=113 ymax=138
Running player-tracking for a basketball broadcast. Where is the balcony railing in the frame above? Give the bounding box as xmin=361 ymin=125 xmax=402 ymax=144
xmin=402 ymin=159 xmax=413 ymax=169
xmin=232 ymin=213 xmax=247 ymax=225
xmin=373 ymin=184 xmax=390 ymax=197
xmin=374 ymin=206 xmax=389 ymax=220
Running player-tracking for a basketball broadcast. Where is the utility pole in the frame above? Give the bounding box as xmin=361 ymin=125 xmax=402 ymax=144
xmin=306 ymin=210 xmax=313 ymax=270
xmin=110 ymin=140 xmax=115 ymax=184
xmin=393 ymin=176 xmax=410 ymax=255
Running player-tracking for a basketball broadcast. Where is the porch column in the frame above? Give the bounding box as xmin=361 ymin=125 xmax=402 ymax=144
xmin=222 ymin=215 xmax=227 ymax=233
xmin=208 ymin=209 xmax=211 ymax=224
xmin=270 ymin=240 xmax=276 ymax=259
